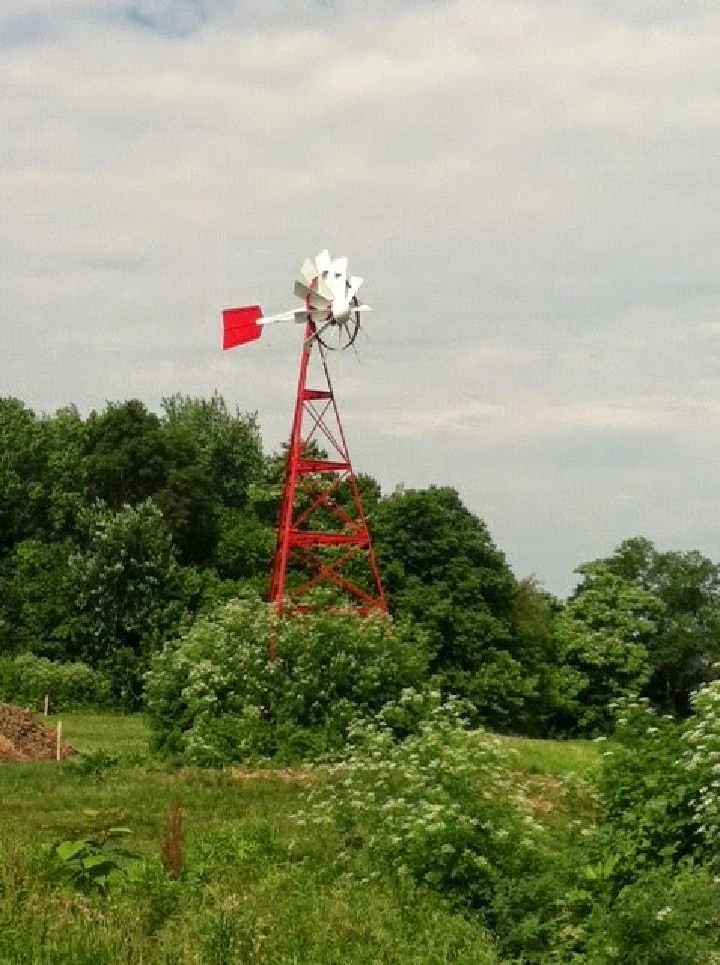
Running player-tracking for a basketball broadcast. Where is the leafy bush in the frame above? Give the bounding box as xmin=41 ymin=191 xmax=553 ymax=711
xmin=682 ymin=677 xmax=720 ymax=866
xmin=0 ymin=653 xmax=111 ymax=711
xmin=297 ymin=690 xmax=719 ymax=962
xmin=584 ymin=864 xmax=720 ymax=964
xmin=299 ymin=693 xmax=546 ymax=909
xmin=145 ymin=597 xmax=430 ymax=765
xmin=597 ymin=697 xmax=699 ymax=882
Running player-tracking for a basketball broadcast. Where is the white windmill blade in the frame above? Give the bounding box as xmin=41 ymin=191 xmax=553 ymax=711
xmin=317 ymin=276 xmax=335 ymax=301
xmin=331 ymin=256 xmax=348 ymax=281
xmin=330 ymin=256 xmax=348 ymax=295
xmin=293 ymin=279 xmax=331 ymax=304
xmin=315 ymin=249 xmax=332 ymax=275
xmin=300 ymin=253 xmax=334 ymax=299
xmin=300 ymin=258 xmax=317 ymax=284
xmin=308 ymin=294 xmax=331 ymax=312
xmin=347 ymin=275 xmax=363 ymax=299
xmin=223 ymin=247 xmax=371 ymax=353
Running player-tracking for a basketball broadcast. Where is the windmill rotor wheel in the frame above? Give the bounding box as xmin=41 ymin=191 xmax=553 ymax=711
xmin=316 ymin=298 xmax=362 ymax=351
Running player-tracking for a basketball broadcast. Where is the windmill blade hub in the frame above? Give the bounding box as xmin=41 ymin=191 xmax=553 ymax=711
xmin=223 ymin=248 xmax=371 ymax=353
xmin=332 ymin=297 xmax=352 ymax=323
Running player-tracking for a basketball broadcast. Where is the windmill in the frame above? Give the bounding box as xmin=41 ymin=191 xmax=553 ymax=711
xmin=222 ymin=250 xmax=387 ymax=615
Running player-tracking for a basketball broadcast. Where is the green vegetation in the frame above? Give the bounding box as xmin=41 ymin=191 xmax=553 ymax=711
xmin=145 ymin=598 xmax=429 ymax=764
xmin=3 ymin=707 xmax=720 ymax=963
xmin=3 ymin=392 xmax=720 ymax=960
xmin=0 ymin=713 xmax=499 ymax=964
xmin=499 ymin=734 xmax=599 ymax=780
xmin=4 ymin=393 xmax=720 ymax=736
xmin=0 ymin=752 xmax=300 ymax=855
xmin=0 ymin=654 xmax=111 ymax=713
xmin=46 ymin=712 xmax=149 ymax=759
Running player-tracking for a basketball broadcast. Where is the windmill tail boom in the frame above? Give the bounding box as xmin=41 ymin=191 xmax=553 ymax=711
xmin=223 ymin=304 xmax=337 ymax=349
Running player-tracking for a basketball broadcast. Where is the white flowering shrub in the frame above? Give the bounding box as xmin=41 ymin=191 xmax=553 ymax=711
xmin=297 ymin=692 xmax=546 ymax=907
xmin=682 ymin=678 xmax=720 ymax=865
xmin=145 ymin=598 xmax=429 ymax=765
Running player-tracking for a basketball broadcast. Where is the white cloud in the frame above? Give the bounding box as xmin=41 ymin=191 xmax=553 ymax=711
xmin=375 ymin=393 xmax=720 ymax=438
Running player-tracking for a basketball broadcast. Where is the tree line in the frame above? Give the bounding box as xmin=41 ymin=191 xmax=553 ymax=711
xmin=1 ymin=393 xmax=719 ymax=730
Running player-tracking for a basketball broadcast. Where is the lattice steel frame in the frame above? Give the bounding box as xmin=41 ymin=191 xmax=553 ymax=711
xmin=269 ymin=322 xmax=387 ymax=614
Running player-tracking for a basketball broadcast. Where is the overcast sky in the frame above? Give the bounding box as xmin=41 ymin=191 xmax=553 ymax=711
xmin=2 ymin=0 xmax=719 ymax=595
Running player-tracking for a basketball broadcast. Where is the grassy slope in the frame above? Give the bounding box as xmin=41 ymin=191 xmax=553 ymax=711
xmin=0 ymin=714 xmax=599 ymax=964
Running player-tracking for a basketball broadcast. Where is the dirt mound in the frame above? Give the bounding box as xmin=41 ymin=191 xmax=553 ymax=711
xmin=0 ymin=704 xmax=76 ymax=763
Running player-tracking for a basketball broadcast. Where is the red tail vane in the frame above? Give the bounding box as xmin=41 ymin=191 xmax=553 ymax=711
xmin=222 ymin=305 xmax=263 ymax=349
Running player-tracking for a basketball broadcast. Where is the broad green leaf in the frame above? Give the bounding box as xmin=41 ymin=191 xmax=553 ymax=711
xmin=55 ymin=840 xmax=88 ymax=862
xmin=82 ymin=856 xmax=117 ymax=874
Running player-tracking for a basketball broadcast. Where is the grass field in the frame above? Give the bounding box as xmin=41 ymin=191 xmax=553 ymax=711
xmin=1 ymin=713 xmax=310 ymax=851
xmin=501 ymin=733 xmax=600 ymax=780
xmin=45 ymin=712 xmax=150 ymax=759
xmin=0 ymin=713 xmax=599 ymax=964
xmin=45 ymin=712 xmax=600 ymax=777
xmin=1 ymin=713 xmax=599 ymax=851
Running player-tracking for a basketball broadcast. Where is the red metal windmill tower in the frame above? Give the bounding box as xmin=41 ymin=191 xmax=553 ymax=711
xmin=222 ymin=250 xmax=387 ymax=615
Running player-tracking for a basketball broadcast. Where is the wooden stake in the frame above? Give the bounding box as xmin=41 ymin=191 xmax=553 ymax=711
xmin=44 ymin=694 xmax=49 ymax=717
xmin=56 ymin=720 xmax=62 ymax=762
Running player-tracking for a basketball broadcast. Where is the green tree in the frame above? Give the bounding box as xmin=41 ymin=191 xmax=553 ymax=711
xmin=214 ymin=505 xmax=274 ymax=585
xmin=598 ymin=537 xmax=720 ymax=715
xmin=509 ymin=577 xmax=568 ymax=735
xmin=371 ymin=486 xmax=529 ymax=728
xmin=160 ymin=393 xmax=263 ymax=510
xmin=0 ymin=539 xmax=75 ymax=659
xmin=158 ymin=394 xmax=265 ymax=568
xmin=154 ymin=456 xmax=219 ymax=565
xmin=0 ymin=399 xmax=49 ymax=554
xmin=84 ymin=401 xmax=170 ymax=508
xmin=43 ymin=405 xmax=90 ymax=540
xmin=553 ymin=564 xmax=664 ymax=733
xmin=68 ymin=500 xmax=181 ymax=705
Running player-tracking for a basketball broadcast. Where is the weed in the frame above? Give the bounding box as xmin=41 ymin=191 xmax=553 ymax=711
xmin=46 ymin=810 xmax=138 ymax=895
xmin=67 ymin=749 xmax=120 ymax=779
xmin=160 ymin=800 xmax=184 ymax=879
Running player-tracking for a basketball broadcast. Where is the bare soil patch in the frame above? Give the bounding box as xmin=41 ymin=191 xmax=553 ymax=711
xmin=0 ymin=704 xmax=76 ymax=763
